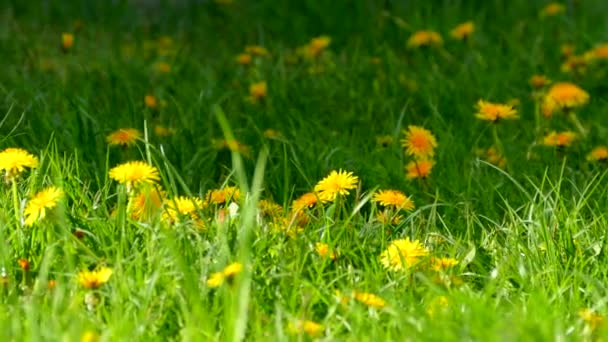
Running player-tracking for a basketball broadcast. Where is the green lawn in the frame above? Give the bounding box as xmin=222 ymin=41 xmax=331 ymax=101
xmin=2 ymin=0 xmax=608 ymax=340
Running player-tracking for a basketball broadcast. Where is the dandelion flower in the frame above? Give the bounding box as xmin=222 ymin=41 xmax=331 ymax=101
xmin=288 ymin=320 xmax=324 ymax=337
xmin=245 ymin=45 xmax=268 ymax=56
xmin=450 ymin=21 xmax=474 ymax=40
xmin=587 ymin=146 xmax=608 ymax=161
xmin=375 ymin=135 xmax=393 ymax=147
xmin=306 ymin=36 xmax=331 ymax=58
xmin=479 ymin=147 xmax=507 ymax=169
xmin=163 ymin=196 xmax=205 ymax=227
xmin=155 ymin=61 xmax=171 ymax=74
xmin=529 ymin=75 xmax=551 ymax=89
xmin=401 ymin=125 xmax=438 ymax=158
xmin=249 ymin=82 xmax=267 ymax=101
xmin=579 ymin=308 xmax=604 ymax=331
xmin=77 ymin=267 xmax=112 ymax=289
xmin=263 ymin=129 xmax=283 ymax=139
xmin=81 ymin=331 xmax=100 ymax=342
xmin=353 ymin=291 xmax=386 ymax=309
xmin=429 ymin=257 xmax=459 ymax=272
xmin=541 ymin=3 xmax=565 ymax=17
xmin=542 ymin=131 xmax=577 ymax=147
xmin=207 ymin=262 xmax=243 ymax=288
xmin=61 ymin=33 xmax=74 ymax=51
xmin=407 ymin=30 xmax=443 ymax=48
xmin=315 ymin=242 xmax=337 ymax=260
xmin=129 ymin=187 xmax=165 ymax=221
xmin=372 ymin=189 xmax=414 ymax=211
xmin=106 ymin=128 xmax=141 ymax=147
xmin=380 ymin=237 xmax=429 ymax=271
xmin=588 ymin=43 xmax=608 ymax=60
xmin=313 ymin=169 xmax=359 ymax=203
xmin=205 ymin=186 xmax=240 ymax=205
xmin=24 ymin=187 xmax=64 ymax=226
xmin=544 ymin=82 xmax=589 ymax=110
xmin=292 ymin=192 xmax=318 ymax=211
xmin=405 ymin=159 xmax=435 ymax=180
xmin=109 ymin=161 xmax=160 ymax=189
xmin=154 ymin=126 xmax=174 ymax=137
xmin=236 ymin=53 xmax=252 ymax=65
xmin=426 ymin=296 xmax=449 ymax=318
xmin=474 ymin=100 xmax=519 ymax=122
xmin=144 ymin=94 xmax=158 ymax=109
xmin=0 ymin=148 xmax=39 ymax=180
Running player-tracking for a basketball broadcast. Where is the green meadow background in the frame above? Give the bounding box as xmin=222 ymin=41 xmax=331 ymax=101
xmin=2 ymin=0 xmax=608 ymax=340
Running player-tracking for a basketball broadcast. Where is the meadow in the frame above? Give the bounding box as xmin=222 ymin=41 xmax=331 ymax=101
xmin=2 ymin=0 xmax=608 ymax=340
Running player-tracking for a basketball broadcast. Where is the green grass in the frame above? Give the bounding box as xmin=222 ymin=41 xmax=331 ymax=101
xmin=2 ymin=0 xmax=608 ymax=340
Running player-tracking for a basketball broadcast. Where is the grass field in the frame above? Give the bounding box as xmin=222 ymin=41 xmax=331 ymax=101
xmin=2 ymin=0 xmax=608 ymax=340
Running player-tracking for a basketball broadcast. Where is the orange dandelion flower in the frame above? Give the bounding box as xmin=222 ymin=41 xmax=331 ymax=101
xmin=530 ymin=75 xmax=551 ymax=89
xmin=205 ymin=186 xmax=240 ymax=205
xmin=541 ymin=3 xmax=565 ymax=17
xmin=315 ymin=242 xmax=337 ymax=260
xmin=249 ymin=82 xmax=267 ymax=101
xmin=61 ymin=33 xmax=74 ymax=51
xmin=18 ymin=259 xmax=30 ymax=271
xmin=401 ymin=125 xmax=438 ymax=158
xmin=588 ymin=43 xmax=608 ymax=60
xmin=405 ymin=159 xmax=435 ymax=180
xmin=474 ymin=100 xmax=518 ymax=122
xmin=236 ymin=53 xmax=252 ymax=65
xmin=450 ymin=21 xmax=474 ymax=40
xmin=587 ymin=146 xmax=608 ymax=161
xmin=407 ymin=30 xmax=443 ymax=48
xmin=313 ymin=169 xmax=359 ymax=203
xmin=292 ymin=192 xmax=318 ymax=211
xmin=544 ymin=82 xmax=589 ymax=110
xmin=144 ymin=94 xmax=158 ymax=109
xmin=543 ymin=131 xmax=577 ymax=147
xmin=106 ymin=128 xmax=141 ymax=147
xmin=380 ymin=237 xmax=429 ymax=271
xmin=372 ymin=189 xmax=414 ymax=211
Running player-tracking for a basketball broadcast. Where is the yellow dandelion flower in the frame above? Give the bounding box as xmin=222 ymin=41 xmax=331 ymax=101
xmin=579 ymin=308 xmax=604 ymax=331
xmin=306 ymin=36 xmax=331 ymax=58
xmin=587 ymin=146 xmax=608 ymax=161
xmin=144 ymin=94 xmax=158 ymax=109
xmin=479 ymin=147 xmax=507 ymax=169
xmin=207 ymin=262 xmax=243 ymax=288
xmin=542 ymin=131 xmax=577 ymax=147
xmin=372 ymin=189 xmax=414 ymax=211
xmin=288 ymin=320 xmax=324 ymax=337
xmin=206 ymin=272 xmax=224 ymax=288
xmin=236 ymin=53 xmax=252 ymax=65
xmin=401 ymin=125 xmax=438 ymax=158
xmin=541 ymin=3 xmax=565 ymax=17
xmin=544 ymin=82 xmax=589 ymax=110
xmin=375 ymin=135 xmax=394 ymax=147
xmin=0 ymin=148 xmax=39 ymax=180
xmin=163 ymin=196 xmax=205 ymax=226
xmin=154 ymin=125 xmax=174 ymax=137
xmin=205 ymin=186 xmax=240 ymax=205
xmin=353 ymin=291 xmax=386 ymax=309
xmin=530 ymin=75 xmax=551 ymax=89
xmin=258 ymin=199 xmax=283 ymax=219
xmin=450 ymin=21 xmax=474 ymax=40
xmin=429 ymin=257 xmax=459 ymax=272
xmin=81 ymin=331 xmax=99 ymax=342
xmin=24 ymin=187 xmax=64 ymax=226
xmin=292 ymin=192 xmax=318 ymax=211
xmin=106 ymin=128 xmax=141 ymax=147
xmin=561 ymin=55 xmax=588 ymax=74
xmin=249 ymin=81 xmax=267 ymax=101
xmin=315 ymin=242 xmax=337 ymax=260
xmin=588 ymin=43 xmax=608 ymax=60
xmin=108 ymin=161 xmax=160 ymax=189
xmin=245 ymin=45 xmax=268 ymax=56
xmin=313 ymin=169 xmax=359 ymax=203
xmin=405 ymin=159 xmax=435 ymax=180
xmin=407 ymin=30 xmax=443 ymax=48
xmin=61 ymin=33 xmax=74 ymax=51
xmin=474 ymin=100 xmax=519 ymax=122
xmin=77 ymin=267 xmax=112 ymax=289
xmin=380 ymin=237 xmax=429 ymax=271
xmin=129 ymin=187 xmax=165 ymax=221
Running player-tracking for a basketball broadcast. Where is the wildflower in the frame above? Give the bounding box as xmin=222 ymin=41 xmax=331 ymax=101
xmin=375 ymin=135 xmax=393 ymax=147
xmin=292 ymin=192 xmax=318 ymax=211
xmin=81 ymin=331 xmax=100 ymax=342
xmin=588 ymin=43 xmax=608 ymax=60
xmin=372 ymin=189 xmax=414 ymax=211
xmin=163 ymin=196 xmax=205 ymax=227
xmin=236 ymin=53 xmax=252 ymax=65
xmin=245 ymin=45 xmax=268 ymax=56
xmin=0 ymin=148 xmax=39 ymax=181
xmin=288 ymin=320 xmax=324 ymax=337
xmin=154 ymin=126 xmax=174 ymax=137
xmin=77 ymin=267 xmax=112 ymax=289
xmin=450 ymin=21 xmax=474 ymax=40
xmin=353 ymin=291 xmax=386 ymax=309
xmin=542 ymin=131 xmax=577 ymax=147
xmin=474 ymin=100 xmax=518 ymax=122
xmin=544 ymin=82 xmax=589 ymax=110
xmin=530 ymin=75 xmax=551 ymax=89
xmin=24 ymin=187 xmax=64 ymax=226
xmin=561 ymin=44 xmax=575 ymax=58
xmin=405 ymin=159 xmax=435 ymax=180
xmin=479 ymin=147 xmax=507 ymax=168
xmin=579 ymin=308 xmax=603 ymax=331
xmin=129 ymin=187 xmax=164 ymax=221
xmin=249 ymin=81 xmax=267 ymax=102
xmin=155 ymin=61 xmax=171 ymax=74
xmin=401 ymin=125 xmax=438 ymax=158
xmin=144 ymin=94 xmax=158 ymax=109
xmin=48 ymin=279 xmax=56 ymax=290
xmin=258 ymin=199 xmax=283 ymax=219
xmin=18 ymin=259 xmax=29 ymax=271
xmin=561 ymin=55 xmax=588 ymax=74
xmin=541 ymin=3 xmax=565 ymax=17
xmin=426 ymin=296 xmax=449 ymax=317
xmin=205 ymin=186 xmax=240 ymax=205
xmin=315 ymin=242 xmax=337 ymax=260
xmin=207 ymin=262 xmax=243 ymax=288
xmin=587 ymin=146 xmax=608 ymax=161
xmin=376 ymin=210 xmax=403 ymax=225
xmin=106 ymin=128 xmax=141 ymax=147
xmin=61 ymin=33 xmax=74 ymax=51
xmin=313 ymin=169 xmax=359 ymax=203
xmin=380 ymin=237 xmax=429 ymax=271
xmin=430 ymin=257 xmax=459 ymax=272
xmin=306 ymin=36 xmax=331 ymax=58
xmin=263 ymin=129 xmax=283 ymax=139
xmin=108 ymin=161 xmax=160 ymax=189
xmin=407 ymin=30 xmax=443 ymax=48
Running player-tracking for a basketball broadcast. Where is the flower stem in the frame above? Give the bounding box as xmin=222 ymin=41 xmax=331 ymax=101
xmin=568 ymin=111 xmax=587 ymax=137
xmin=12 ymin=179 xmax=20 ymax=225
